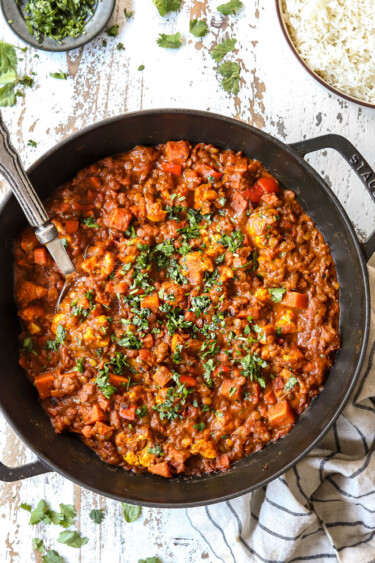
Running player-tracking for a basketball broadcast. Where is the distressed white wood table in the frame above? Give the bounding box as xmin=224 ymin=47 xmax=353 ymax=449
xmin=0 ymin=1 xmax=374 ymax=561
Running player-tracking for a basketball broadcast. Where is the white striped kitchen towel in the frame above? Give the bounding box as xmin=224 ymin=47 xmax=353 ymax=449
xmin=186 ymin=256 xmax=375 ymax=563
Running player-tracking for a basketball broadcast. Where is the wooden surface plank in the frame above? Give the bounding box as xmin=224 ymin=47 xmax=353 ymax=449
xmin=0 ymin=1 xmax=374 ymax=561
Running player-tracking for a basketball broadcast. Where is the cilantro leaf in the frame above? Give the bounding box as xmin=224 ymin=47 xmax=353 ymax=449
xmin=95 ymin=365 xmax=116 ymax=399
xmin=211 ymin=37 xmax=236 ymax=63
xmin=27 ymin=139 xmax=37 ymax=147
xmin=190 ymin=19 xmax=209 ymax=38
xmin=59 ymin=503 xmax=76 ymax=528
xmin=57 ymin=530 xmax=88 ymax=548
xmin=285 ymin=376 xmax=298 ymax=391
xmin=219 ymin=230 xmax=244 ymax=252
xmin=29 ymin=500 xmax=51 ymax=525
xmin=0 ymin=41 xmax=17 ymax=79
xmin=138 ymin=558 xmax=161 ymax=563
xmin=153 ymin=0 xmax=182 ymax=16
xmin=147 ymin=445 xmax=164 ymax=456
xmin=106 ymin=24 xmax=119 ymax=37
xmin=218 ymin=61 xmax=241 ymax=94
xmin=21 ymin=503 xmax=32 ymax=511
xmin=33 ymin=538 xmax=45 ymax=553
xmin=43 ymin=550 xmax=63 ymax=563
xmin=0 ymin=83 xmax=16 ymax=107
xmin=50 ymin=71 xmax=67 ymax=80
xmin=193 ymin=422 xmax=205 ymax=431
xmin=268 ymin=287 xmax=286 ymax=303
xmin=89 ymin=509 xmax=105 ymax=524
xmin=240 ymin=351 xmax=267 ymax=385
xmin=217 ymin=0 xmax=243 ymax=16
xmin=124 ymin=9 xmax=134 ymax=18
xmin=121 ymin=502 xmax=142 ymax=523
xmin=81 ymin=215 xmax=100 ymax=228
xmin=157 ymin=33 xmax=182 ymax=49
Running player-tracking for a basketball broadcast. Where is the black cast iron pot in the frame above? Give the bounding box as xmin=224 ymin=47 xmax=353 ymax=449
xmin=0 ymin=110 xmax=374 ymax=508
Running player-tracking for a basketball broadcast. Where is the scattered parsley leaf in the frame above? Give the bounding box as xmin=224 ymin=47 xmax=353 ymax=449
xmin=42 ymin=550 xmax=63 ymax=563
xmin=153 ymin=0 xmax=182 ymax=17
xmin=27 ymin=139 xmax=37 ymax=147
xmin=217 ymin=0 xmax=243 ymax=16
xmin=106 ymin=24 xmax=119 ymax=37
xmin=57 ymin=530 xmax=88 ymax=548
xmin=190 ymin=19 xmax=208 ymax=38
xmin=33 ymin=538 xmax=45 ymax=553
xmin=157 ymin=33 xmax=182 ymax=49
xmin=138 ymin=558 xmax=161 ymax=563
xmin=121 ymin=502 xmax=142 ymax=523
xmin=21 ymin=503 xmax=32 ymax=512
xmin=193 ymin=422 xmax=205 ymax=431
xmin=124 ymin=8 xmax=134 ymax=18
xmin=50 ymin=71 xmax=67 ymax=80
xmin=218 ymin=61 xmax=241 ymax=94
xmin=89 ymin=509 xmax=105 ymax=524
xmin=117 ymin=42 xmax=125 ymax=51
xmin=268 ymin=287 xmax=286 ymax=303
xmin=59 ymin=503 xmax=76 ymax=528
xmin=0 ymin=83 xmax=16 ymax=107
xmin=19 ymin=75 xmax=34 ymax=87
xmin=138 ymin=64 xmax=145 ymax=71
xmin=211 ymin=37 xmax=236 ymax=62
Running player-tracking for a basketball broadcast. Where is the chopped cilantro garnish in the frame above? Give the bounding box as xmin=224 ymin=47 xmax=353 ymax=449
xmin=268 ymin=287 xmax=286 ymax=303
xmin=219 ymin=230 xmax=244 ymax=252
xmin=285 ymin=376 xmax=298 ymax=391
xmin=81 ymin=215 xmax=100 ymax=228
xmin=193 ymin=422 xmax=205 ymax=431
xmin=147 ymin=445 xmax=164 ymax=456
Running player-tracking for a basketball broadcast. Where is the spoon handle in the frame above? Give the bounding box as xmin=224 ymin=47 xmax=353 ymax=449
xmin=0 ymin=112 xmax=49 ymax=227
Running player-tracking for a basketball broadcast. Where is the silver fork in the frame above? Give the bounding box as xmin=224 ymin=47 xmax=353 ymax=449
xmin=0 ymin=113 xmax=75 ymax=276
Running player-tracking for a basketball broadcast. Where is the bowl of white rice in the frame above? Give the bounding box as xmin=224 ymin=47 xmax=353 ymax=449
xmin=276 ymin=0 xmax=375 ymax=108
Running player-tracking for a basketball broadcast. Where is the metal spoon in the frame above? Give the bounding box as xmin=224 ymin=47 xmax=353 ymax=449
xmin=0 ymin=113 xmax=75 ymax=276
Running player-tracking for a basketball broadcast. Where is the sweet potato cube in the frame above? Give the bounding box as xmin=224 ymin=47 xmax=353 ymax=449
xmin=153 ymin=366 xmax=172 ymax=387
xmin=166 ymin=140 xmax=190 ymax=164
xmin=33 ymin=248 xmax=48 ymax=266
xmin=141 ymin=293 xmax=160 ymax=310
xmin=104 ymin=208 xmax=132 ymax=232
xmin=183 ymin=252 xmax=214 ymax=286
xmin=220 ymin=378 xmax=241 ymax=399
xmin=18 ymin=306 xmax=44 ymax=322
xmin=65 ymin=219 xmax=79 ymax=234
xmin=268 ymin=400 xmax=295 ymax=427
xmin=85 ymin=404 xmax=106 ymax=425
xmin=282 ymin=292 xmax=308 ymax=309
xmin=149 ymin=461 xmax=172 ymax=478
xmin=34 ymin=372 xmax=55 ymax=399
xmin=109 ymin=374 xmax=129 ymax=387
xmin=16 ymin=280 xmax=47 ymax=307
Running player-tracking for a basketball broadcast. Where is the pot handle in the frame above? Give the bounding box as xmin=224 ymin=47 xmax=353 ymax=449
xmin=290 ymin=134 xmax=375 ymax=262
xmin=0 ymin=459 xmax=51 ymax=482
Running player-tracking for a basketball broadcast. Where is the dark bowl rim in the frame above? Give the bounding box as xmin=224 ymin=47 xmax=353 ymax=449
xmin=275 ymin=0 xmax=375 ymax=110
xmin=0 ymin=109 xmax=370 ymax=507
xmin=0 ymin=0 xmax=116 ymax=53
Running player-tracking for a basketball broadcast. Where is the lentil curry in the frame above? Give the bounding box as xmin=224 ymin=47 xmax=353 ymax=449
xmin=14 ymin=141 xmax=340 ymax=478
